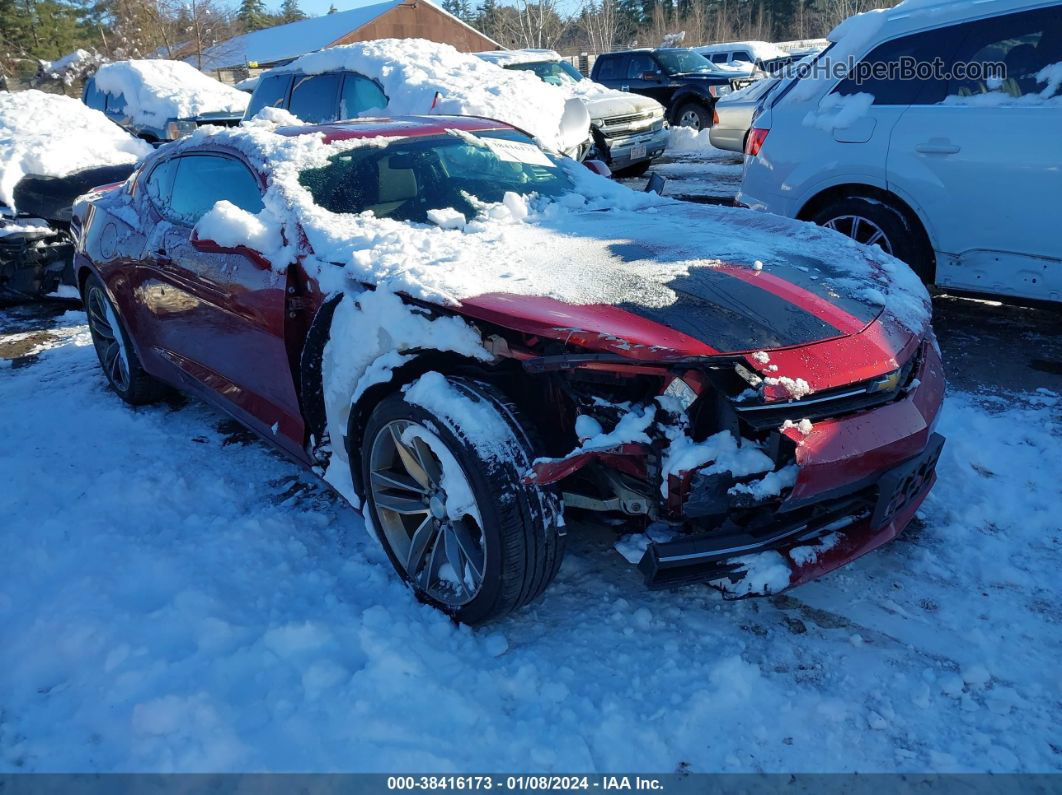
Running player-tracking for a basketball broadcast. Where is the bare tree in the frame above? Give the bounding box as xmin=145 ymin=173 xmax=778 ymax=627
xmin=498 ymin=0 xmax=570 ymax=49
xmin=579 ymin=0 xmax=620 ymax=55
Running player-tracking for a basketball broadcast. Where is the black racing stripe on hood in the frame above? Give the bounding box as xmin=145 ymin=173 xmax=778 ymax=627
xmin=616 ymin=267 xmax=843 ymax=353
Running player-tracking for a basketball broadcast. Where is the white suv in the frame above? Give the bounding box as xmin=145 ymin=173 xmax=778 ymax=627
xmin=738 ymin=0 xmax=1062 ymax=303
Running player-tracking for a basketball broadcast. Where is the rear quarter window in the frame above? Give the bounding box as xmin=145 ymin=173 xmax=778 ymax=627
xmin=594 ymin=55 xmax=625 ymax=81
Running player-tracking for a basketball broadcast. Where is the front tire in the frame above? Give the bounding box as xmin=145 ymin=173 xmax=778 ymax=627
xmin=83 ymin=273 xmax=166 ymax=405
xmin=359 ymin=376 xmax=564 ymax=625
xmin=811 ymin=196 xmax=934 ymax=282
xmin=673 ymin=101 xmax=711 ymax=130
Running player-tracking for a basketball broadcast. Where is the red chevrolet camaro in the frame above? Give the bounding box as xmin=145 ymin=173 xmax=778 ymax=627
xmin=72 ymin=115 xmax=945 ymax=624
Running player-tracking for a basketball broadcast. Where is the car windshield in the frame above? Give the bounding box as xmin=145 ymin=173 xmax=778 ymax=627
xmin=298 ymin=130 xmax=574 ymax=224
xmin=506 ymin=60 xmax=584 ymax=86
xmin=655 ymin=50 xmax=715 ymax=75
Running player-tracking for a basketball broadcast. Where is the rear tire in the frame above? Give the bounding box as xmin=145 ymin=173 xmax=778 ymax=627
xmin=811 ymin=196 xmax=934 ymax=283
xmin=359 ymin=375 xmax=564 ymax=625
xmin=83 ymin=273 xmax=167 ymax=405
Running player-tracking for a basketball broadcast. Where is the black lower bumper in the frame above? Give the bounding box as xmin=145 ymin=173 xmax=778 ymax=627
xmin=637 ymin=433 xmax=946 ymax=590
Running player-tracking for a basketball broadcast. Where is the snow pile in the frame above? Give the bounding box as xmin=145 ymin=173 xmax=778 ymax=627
xmin=194 ymin=201 xmax=284 ymax=256
xmin=667 ymin=125 xmax=717 ymax=153
xmin=93 ymin=60 xmax=249 ymax=127
xmin=660 ymin=426 xmax=775 ymax=494
xmin=38 ymin=49 xmax=103 ymax=86
xmin=0 ymin=90 xmax=152 ymax=210
xmin=265 ymin=39 xmax=586 ymax=153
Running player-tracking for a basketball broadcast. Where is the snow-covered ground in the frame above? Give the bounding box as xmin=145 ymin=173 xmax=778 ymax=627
xmin=617 ymin=128 xmax=744 ymax=206
xmin=1 ymin=296 xmax=1060 ymax=773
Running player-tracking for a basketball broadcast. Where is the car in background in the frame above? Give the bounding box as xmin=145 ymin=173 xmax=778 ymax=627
xmin=83 ymin=60 xmax=248 ymax=143
xmin=695 ymin=41 xmax=788 ymax=71
xmin=591 ymin=48 xmax=752 ymax=130
xmin=477 ymin=49 xmax=667 ymax=176
xmin=243 ymin=39 xmax=592 ymax=160
xmin=72 ymin=115 xmax=943 ymax=623
xmin=739 ymin=0 xmax=1062 ymax=303
xmin=709 ymin=76 xmax=779 ymax=153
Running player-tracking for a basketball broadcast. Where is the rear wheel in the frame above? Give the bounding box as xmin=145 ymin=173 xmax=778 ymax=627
xmin=359 ymin=376 xmax=564 ymax=625
xmin=811 ymin=196 xmax=934 ymax=282
xmin=674 ymin=101 xmax=711 ymax=130
xmin=83 ymin=274 xmax=166 ymax=404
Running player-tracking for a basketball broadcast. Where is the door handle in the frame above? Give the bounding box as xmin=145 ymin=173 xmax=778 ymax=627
xmin=916 ymin=141 xmax=961 ymax=155
xmin=621 ymin=84 xmax=629 ymax=91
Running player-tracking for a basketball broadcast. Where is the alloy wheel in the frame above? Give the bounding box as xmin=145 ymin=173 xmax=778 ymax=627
xmin=86 ymin=285 xmax=131 ymax=393
xmin=368 ymin=419 xmax=486 ymax=608
xmin=823 ymin=214 xmax=895 ymax=255
xmin=679 ymin=109 xmax=703 ymax=129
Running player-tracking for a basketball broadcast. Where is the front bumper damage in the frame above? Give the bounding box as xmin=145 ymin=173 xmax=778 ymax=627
xmin=527 ymin=338 xmax=946 ymax=597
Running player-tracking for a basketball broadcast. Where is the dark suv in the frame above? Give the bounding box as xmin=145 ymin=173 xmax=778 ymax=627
xmin=590 ymin=48 xmax=750 ymax=130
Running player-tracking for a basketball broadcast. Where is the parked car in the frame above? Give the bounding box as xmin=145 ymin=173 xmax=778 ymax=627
xmin=709 ymin=76 xmax=780 ymax=153
xmin=477 ymin=49 xmax=668 ymax=176
xmin=739 ymin=0 xmax=1062 ymax=303
xmin=83 ymin=60 xmax=248 ymax=143
xmin=0 ymin=90 xmax=150 ymax=302
xmin=590 ymin=48 xmax=752 ymax=129
xmin=73 ymin=115 xmax=943 ymax=623
xmin=695 ymin=41 xmax=788 ymax=71
xmin=243 ymin=39 xmax=592 ymax=160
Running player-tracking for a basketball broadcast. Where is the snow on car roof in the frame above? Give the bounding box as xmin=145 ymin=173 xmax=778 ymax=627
xmin=0 ymin=90 xmax=152 ymax=211
xmin=476 ymin=49 xmax=564 ymax=66
xmin=695 ymin=41 xmax=788 ymax=61
xmin=93 ymin=60 xmax=248 ymax=128
xmin=258 ymin=38 xmax=586 ymax=153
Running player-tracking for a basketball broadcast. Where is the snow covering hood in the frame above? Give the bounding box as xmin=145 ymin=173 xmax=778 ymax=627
xmin=93 ymin=60 xmax=249 ymax=128
xmin=259 ymin=39 xmax=590 ymax=153
xmin=0 ymin=90 xmax=152 ymax=211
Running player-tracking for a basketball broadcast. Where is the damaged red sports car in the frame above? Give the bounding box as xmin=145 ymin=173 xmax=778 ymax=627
xmin=72 ymin=116 xmax=945 ymax=624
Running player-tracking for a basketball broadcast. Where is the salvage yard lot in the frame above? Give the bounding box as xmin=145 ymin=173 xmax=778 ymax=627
xmin=1 ymin=280 xmax=1060 ymax=771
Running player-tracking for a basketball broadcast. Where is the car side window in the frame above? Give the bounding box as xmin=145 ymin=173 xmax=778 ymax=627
xmin=144 ymin=157 xmax=179 ymax=210
xmin=107 ymin=92 xmax=128 ymax=115
xmin=288 ymin=73 xmax=342 ymax=123
xmin=627 ymin=54 xmax=658 ymax=79
xmin=84 ymin=79 xmax=106 ymax=110
xmin=245 ymin=73 xmax=292 ymax=119
xmin=833 ymin=25 xmax=960 ymax=105
xmin=711 ymin=53 xmax=729 ymax=64
xmin=340 ymin=73 xmax=388 ymax=119
xmin=946 ymin=7 xmax=1062 ymax=101
xmin=167 ymin=155 xmax=264 ymax=227
xmin=594 ymin=55 xmax=624 ymax=81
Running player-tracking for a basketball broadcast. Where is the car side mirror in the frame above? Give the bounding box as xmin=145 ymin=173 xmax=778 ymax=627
xmin=191 ymin=233 xmax=271 ymax=270
xmin=583 ymin=159 xmax=611 ymax=178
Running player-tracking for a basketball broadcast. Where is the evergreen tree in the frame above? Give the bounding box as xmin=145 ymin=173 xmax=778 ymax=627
xmin=441 ymin=0 xmax=472 ymax=23
xmin=279 ymin=0 xmax=304 ymax=23
xmin=237 ymin=0 xmax=270 ymax=31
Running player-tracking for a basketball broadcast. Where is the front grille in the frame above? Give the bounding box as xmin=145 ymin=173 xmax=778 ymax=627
xmin=600 ymin=112 xmax=657 ymax=130
xmin=732 ymin=345 xmax=924 ymax=432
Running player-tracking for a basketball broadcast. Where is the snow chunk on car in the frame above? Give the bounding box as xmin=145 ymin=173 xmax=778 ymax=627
xmin=0 ymin=90 xmax=152 ymax=210
xmin=94 ymin=59 xmax=249 ymax=128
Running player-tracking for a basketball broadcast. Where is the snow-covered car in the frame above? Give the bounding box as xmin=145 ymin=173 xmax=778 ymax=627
xmin=83 ymin=60 xmax=249 ymax=143
xmin=695 ymin=41 xmax=788 ymax=72
xmin=738 ymin=0 xmax=1062 ymax=304
xmin=0 ymin=90 xmax=151 ymax=301
xmin=476 ymin=49 xmax=668 ymax=177
xmin=242 ymin=38 xmax=592 ymax=160
xmin=72 ymin=115 xmax=944 ymax=623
